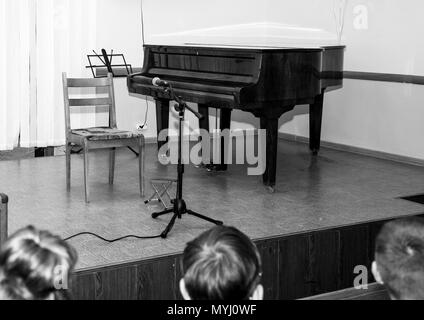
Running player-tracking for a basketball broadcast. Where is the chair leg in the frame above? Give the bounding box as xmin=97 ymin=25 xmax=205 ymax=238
xmin=109 ymin=148 xmax=116 ymax=185
xmin=66 ymin=143 xmax=71 ymax=192
xmin=83 ymin=145 xmax=90 ymax=203
xmin=139 ymin=137 xmax=145 ymax=197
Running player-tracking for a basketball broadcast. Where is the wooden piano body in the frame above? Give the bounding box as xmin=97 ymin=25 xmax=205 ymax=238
xmin=128 ymin=44 xmax=345 ymax=189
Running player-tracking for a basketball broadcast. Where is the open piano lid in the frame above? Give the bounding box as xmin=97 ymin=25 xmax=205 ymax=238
xmin=146 ymin=22 xmax=343 ymax=49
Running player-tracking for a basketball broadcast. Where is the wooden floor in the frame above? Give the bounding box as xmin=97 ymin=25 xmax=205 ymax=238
xmin=1 ymin=138 xmax=424 ymax=273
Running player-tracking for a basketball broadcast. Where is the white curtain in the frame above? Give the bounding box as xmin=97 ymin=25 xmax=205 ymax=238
xmin=0 ymin=0 xmax=30 ymax=150
xmin=0 ymin=0 xmax=97 ymax=150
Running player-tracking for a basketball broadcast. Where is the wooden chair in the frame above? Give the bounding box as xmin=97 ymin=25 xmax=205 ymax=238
xmin=62 ymin=73 xmax=145 ymax=203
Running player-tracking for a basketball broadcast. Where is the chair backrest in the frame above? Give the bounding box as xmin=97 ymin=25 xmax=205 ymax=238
xmin=62 ymin=73 xmax=117 ymax=137
xmin=0 ymin=194 xmax=8 ymax=248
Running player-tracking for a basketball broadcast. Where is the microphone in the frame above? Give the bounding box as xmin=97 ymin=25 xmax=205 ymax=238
xmin=152 ymin=77 xmax=203 ymax=120
xmin=152 ymin=77 xmax=170 ymax=88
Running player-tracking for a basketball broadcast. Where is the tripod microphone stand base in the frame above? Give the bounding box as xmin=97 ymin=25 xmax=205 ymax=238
xmin=152 ymin=199 xmax=224 ymax=239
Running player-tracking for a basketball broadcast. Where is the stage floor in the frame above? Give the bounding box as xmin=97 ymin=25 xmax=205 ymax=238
xmin=1 ymin=139 xmax=424 ymax=270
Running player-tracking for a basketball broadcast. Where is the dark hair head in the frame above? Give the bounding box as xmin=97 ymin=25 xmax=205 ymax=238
xmin=0 ymin=226 xmax=77 ymax=300
xmin=375 ymin=217 xmax=424 ymax=300
xmin=182 ymin=226 xmax=262 ymax=300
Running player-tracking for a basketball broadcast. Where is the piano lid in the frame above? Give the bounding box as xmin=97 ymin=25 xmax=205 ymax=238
xmin=146 ymin=22 xmax=343 ymax=49
xmin=141 ymin=0 xmax=347 ymax=49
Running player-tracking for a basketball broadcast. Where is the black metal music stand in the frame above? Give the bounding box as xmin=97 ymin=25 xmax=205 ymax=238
xmin=86 ymin=49 xmax=133 ymax=78
xmin=152 ymin=85 xmax=223 ymax=239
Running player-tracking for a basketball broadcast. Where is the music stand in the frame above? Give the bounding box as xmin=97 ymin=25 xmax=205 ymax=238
xmin=86 ymin=49 xmax=133 ymax=78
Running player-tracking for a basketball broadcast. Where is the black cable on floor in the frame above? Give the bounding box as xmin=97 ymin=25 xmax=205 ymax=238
xmin=64 ymin=232 xmax=162 ymax=243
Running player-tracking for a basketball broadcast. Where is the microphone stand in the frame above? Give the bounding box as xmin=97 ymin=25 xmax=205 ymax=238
xmin=152 ymin=83 xmax=224 ymax=239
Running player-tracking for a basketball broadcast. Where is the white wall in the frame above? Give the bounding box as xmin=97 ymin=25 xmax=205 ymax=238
xmin=96 ymin=0 xmax=424 ymax=160
xmin=277 ymin=0 xmax=424 ymax=159
xmin=96 ymin=0 xmax=142 ymax=65
xmin=280 ymin=81 xmax=424 ymax=160
xmin=95 ymin=0 xmax=154 ymax=137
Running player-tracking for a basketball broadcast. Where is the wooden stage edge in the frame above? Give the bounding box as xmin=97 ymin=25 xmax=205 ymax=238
xmin=72 ymin=212 xmax=423 ymax=300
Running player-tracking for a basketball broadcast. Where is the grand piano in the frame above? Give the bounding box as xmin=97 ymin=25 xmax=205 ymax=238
xmin=128 ymin=32 xmax=345 ymax=190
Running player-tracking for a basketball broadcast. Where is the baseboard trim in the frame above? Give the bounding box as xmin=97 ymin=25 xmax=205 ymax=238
xmin=53 ymin=133 xmax=424 ymax=168
xmin=344 ymin=71 xmax=424 ymax=86
xmin=278 ymin=132 xmax=424 ymax=167
xmin=145 ymin=137 xmax=158 ymax=145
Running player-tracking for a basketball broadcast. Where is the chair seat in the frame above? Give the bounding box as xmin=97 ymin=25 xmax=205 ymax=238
xmin=71 ymin=127 xmax=143 ymax=141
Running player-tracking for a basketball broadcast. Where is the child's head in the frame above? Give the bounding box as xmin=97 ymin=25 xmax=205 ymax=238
xmin=0 ymin=226 xmax=77 ymax=300
xmin=372 ymin=217 xmax=424 ymax=300
xmin=180 ymin=226 xmax=263 ymax=300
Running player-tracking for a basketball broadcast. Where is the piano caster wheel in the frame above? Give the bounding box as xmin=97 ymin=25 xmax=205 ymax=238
xmin=311 ymin=149 xmax=319 ymax=156
xmin=206 ymin=164 xmax=227 ymax=172
xmin=195 ymin=162 xmax=207 ymax=169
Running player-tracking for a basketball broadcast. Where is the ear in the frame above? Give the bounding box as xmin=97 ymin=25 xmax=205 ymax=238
xmin=372 ymin=261 xmax=384 ymax=285
xmin=179 ymin=279 xmax=192 ymax=301
xmin=250 ymin=284 xmax=264 ymax=301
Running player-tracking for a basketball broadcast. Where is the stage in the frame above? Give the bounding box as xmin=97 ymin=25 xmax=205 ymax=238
xmin=1 ymin=138 xmax=424 ymax=299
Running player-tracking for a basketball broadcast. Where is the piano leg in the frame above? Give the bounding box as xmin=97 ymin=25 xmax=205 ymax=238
xmin=155 ymin=98 xmax=170 ymax=151
xmin=219 ymin=109 xmax=232 ymax=171
xmin=198 ymin=104 xmax=210 ymax=132
xmin=197 ymin=104 xmax=210 ymax=167
xmin=201 ymin=108 xmax=232 ymax=172
xmin=310 ymin=91 xmax=324 ymax=156
xmin=261 ymin=117 xmax=278 ymax=192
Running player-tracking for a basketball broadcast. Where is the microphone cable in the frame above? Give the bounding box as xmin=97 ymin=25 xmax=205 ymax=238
xmin=138 ymin=96 xmax=150 ymax=130
xmin=64 ymin=232 xmax=162 ymax=243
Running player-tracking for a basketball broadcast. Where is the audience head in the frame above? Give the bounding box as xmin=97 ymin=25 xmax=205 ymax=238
xmin=0 ymin=226 xmax=77 ymax=300
xmin=372 ymin=217 xmax=424 ymax=300
xmin=180 ymin=226 xmax=263 ymax=300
